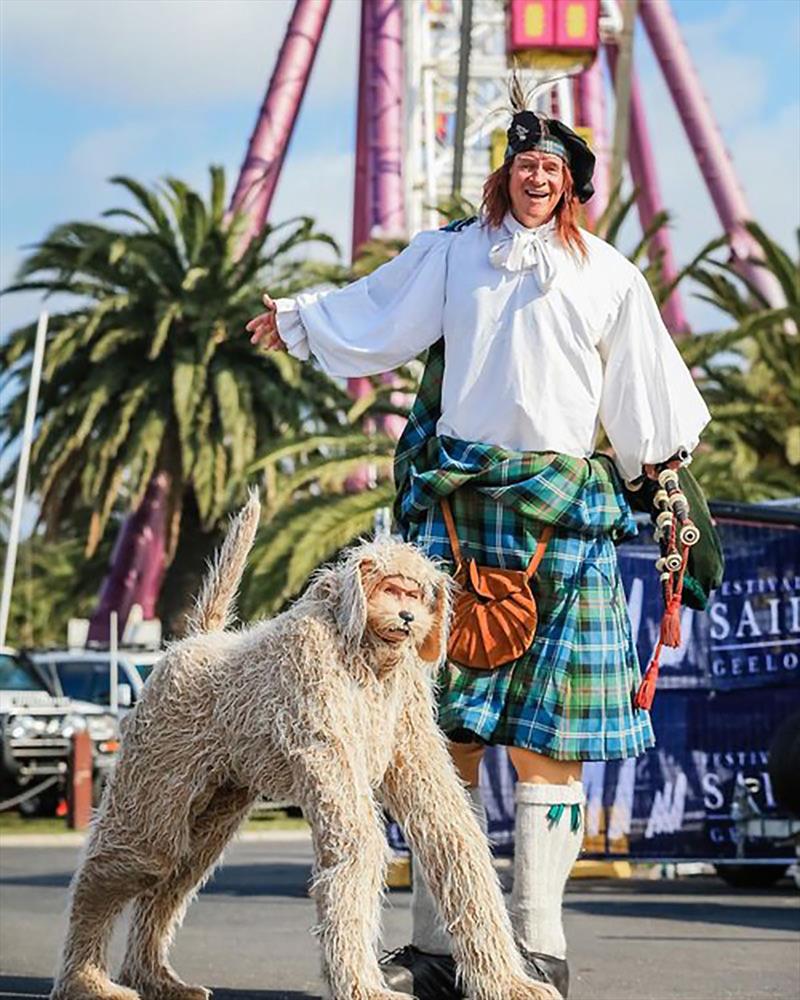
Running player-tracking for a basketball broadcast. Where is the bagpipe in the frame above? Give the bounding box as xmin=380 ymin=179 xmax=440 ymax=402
xmin=623 ymin=451 xmax=724 ymax=711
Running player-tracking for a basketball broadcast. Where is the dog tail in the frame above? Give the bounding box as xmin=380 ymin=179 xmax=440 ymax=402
xmin=185 ymin=488 xmax=261 ymax=635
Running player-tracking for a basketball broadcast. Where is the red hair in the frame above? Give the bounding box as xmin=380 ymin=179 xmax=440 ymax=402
xmin=480 ymin=158 xmax=588 ymax=259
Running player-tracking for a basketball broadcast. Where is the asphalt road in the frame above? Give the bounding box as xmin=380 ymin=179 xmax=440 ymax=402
xmin=1 ymin=834 xmax=798 ymax=1000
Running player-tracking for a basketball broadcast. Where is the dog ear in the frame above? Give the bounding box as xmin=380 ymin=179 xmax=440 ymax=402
xmin=335 ymin=555 xmax=372 ymax=653
xmin=417 ymin=575 xmax=451 ymax=663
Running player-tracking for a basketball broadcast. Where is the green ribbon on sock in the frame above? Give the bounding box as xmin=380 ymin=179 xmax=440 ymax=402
xmin=545 ymin=802 xmax=582 ymax=831
xmin=546 ymin=803 xmax=565 ymax=826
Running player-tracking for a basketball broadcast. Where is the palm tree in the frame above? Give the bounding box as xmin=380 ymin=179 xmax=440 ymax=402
xmin=0 ymin=167 xmax=355 ymax=634
xmin=677 ymin=223 xmax=799 ymax=500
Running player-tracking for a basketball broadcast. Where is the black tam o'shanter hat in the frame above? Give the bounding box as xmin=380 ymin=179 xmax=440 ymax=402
xmin=505 ymin=109 xmax=596 ymax=204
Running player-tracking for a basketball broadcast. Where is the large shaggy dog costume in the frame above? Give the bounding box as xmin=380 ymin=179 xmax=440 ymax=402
xmin=51 ymin=494 xmax=559 ymax=1000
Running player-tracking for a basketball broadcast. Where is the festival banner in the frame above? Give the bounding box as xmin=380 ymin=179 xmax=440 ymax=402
xmin=620 ymin=515 xmax=799 ymax=693
xmin=388 ymin=510 xmax=800 ymax=862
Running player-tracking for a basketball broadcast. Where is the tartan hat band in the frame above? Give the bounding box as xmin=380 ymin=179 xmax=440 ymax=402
xmin=504 ymin=135 xmax=569 ymax=163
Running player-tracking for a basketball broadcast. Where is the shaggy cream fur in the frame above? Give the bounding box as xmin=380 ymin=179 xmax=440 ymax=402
xmin=50 ymin=494 xmax=559 ymax=1000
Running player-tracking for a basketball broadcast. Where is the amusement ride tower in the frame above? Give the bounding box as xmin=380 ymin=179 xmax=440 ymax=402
xmin=89 ymin=0 xmax=780 ymax=638
xmin=231 ymin=0 xmax=781 ymax=312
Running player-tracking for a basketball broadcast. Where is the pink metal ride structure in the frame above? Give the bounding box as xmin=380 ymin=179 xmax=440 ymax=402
xmin=229 ymin=0 xmax=777 ymax=305
xmin=89 ymin=0 xmax=777 ymax=640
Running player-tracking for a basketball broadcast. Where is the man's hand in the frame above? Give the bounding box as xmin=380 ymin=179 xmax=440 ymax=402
xmin=246 ymin=293 xmax=287 ymax=351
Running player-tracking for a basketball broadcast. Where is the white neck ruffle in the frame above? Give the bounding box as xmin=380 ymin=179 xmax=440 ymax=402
xmin=489 ymin=213 xmax=558 ymax=291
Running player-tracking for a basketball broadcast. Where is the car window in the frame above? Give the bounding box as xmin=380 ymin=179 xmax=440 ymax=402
xmin=54 ymin=661 xmax=112 ymax=705
xmin=0 ymin=653 xmax=50 ymax=692
xmin=133 ymin=661 xmax=155 ymax=681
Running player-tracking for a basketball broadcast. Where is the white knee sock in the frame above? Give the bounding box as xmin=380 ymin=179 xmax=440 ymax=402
xmin=510 ymin=781 xmax=585 ymax=960
xmin=411 ymin=785 xmax=488 ymax=956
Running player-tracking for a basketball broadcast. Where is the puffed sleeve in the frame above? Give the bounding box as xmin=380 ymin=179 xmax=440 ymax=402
xmin=598 ymin=269 xmax=711 ymax=482
xmin=273 ymin=230 xmax=450 ymax=377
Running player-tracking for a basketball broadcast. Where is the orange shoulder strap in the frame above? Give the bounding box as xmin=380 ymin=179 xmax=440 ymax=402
xmin=440 ymin=496 xmax=463 ymax=566
xmin=441 ymin=496 xmax=552 ymax=577
xmin=524 ymin=525 xmax=553 ymax=580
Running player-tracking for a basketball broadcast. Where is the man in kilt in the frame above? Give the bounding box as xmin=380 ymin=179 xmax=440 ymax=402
xmin=247 ymin=90 xmax=710 ymax=999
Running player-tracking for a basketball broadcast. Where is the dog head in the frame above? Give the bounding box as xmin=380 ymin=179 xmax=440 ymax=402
xmin=314 ymin=536 xmax=451 ymax=671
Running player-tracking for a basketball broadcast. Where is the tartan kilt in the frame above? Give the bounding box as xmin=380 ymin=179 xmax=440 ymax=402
xmin=405 ymin=491 xmax=655 ymax=762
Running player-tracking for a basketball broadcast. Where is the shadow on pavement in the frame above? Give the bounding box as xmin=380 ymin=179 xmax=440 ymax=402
xmin=0 ymin=872 xmax=72 ymax=890
xmin=599 ymin=934 xmax=799 ymax=942
xmin=0 ymin=975 xmax=51 ymax=998
xmin=0 ymin=862 xmax=314 ymax=900
xmin=0 ymin=975 xmax=321 ymax=1000
xmin=567 ymin=878 xmax=798 ymax=933
xmin=212 ymin=991 xmax=321 ymax=999
xmin=201 ymin=862 xmax=313 ymax=899
xmin=566 ymin=875 xmax=794 ymax=898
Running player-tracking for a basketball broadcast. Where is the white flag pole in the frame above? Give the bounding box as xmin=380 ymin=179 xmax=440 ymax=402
xmin=109 ymin=610 xmax=119 ymax=715
xmin=0 ymin=311 xmax=48 ymax=648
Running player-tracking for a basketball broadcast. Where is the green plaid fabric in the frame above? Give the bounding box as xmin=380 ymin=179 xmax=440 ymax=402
xmin=393 ymin=339 xmax=655 ymax=761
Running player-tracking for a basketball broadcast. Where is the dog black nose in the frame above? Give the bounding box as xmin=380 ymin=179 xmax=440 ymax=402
xmin=399 ymin=610 xmax=414 ymax=623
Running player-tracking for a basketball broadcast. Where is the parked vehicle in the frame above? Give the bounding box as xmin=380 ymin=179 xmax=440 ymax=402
xmin=32 ymin=649 xmax=145 ymax=711
xmin=0 ymin=646 xmax=119 ymax=815
xmin=119 ymin=648 xmax=162 ymax=684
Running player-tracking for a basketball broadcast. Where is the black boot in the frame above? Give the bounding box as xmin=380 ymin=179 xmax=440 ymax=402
xmin=379 ymin=943 xmax=569 ymax=999
xmin=519 ymin=945 xmax=570 ymax=998
xmin=379 ymin=945 xmax=462 ymax=1000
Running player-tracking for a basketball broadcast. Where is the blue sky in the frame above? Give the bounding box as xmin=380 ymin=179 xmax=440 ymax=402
xmin=1 ymin=0 xmax=798 ymax=344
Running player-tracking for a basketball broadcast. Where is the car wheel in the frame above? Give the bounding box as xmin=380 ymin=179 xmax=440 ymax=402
xmin=714 ymin=863 xmax=789 ymax=889
xmin=18 ymin=784 xmax=61 ymax=818
xmin=768 ymin=709 xmax=800 ymax=817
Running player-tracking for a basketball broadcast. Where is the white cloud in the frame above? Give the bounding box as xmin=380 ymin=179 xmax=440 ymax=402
xmin=271 ymin=148 xmax=355 ymax=257
xmin=66 ymin=122 xmax=162 ymax=182
xmin=1 ymin=0 xmax=359 ymax=107
xmin=681 ymin=0 xmax=746 ymax=37
xmin=732 ymin=101 xmax=800 ymax=241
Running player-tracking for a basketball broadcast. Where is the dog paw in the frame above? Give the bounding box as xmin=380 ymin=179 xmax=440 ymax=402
xmin=117 ymin=972 xmax=209 ymax=1000
xmin=128 ymin=987 xmax=208 ymax=1000
xmin=361 ymin=991 xmax=414 ymax=1000
xmin=490 ymin=977 xmax=561 ymax=1000
xmin=154 ymin=989 xmax=210 ymax=1000
xmin=50 ymin=971 xmax=142 ymax=1000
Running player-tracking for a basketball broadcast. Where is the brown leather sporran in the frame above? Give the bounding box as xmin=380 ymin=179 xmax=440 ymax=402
xmin=441 ymin=497 xmax=552 ymax=671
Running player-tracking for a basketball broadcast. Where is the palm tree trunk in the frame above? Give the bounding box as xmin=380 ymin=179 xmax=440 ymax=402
xmin=156 ymin=488 xmax=221 ymax=639
xmin=86 ymin=472 xmax=169 ymax=644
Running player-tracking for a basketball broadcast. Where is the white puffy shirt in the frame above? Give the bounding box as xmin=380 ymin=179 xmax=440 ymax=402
xmin=275 ymin=213 xmax=710 ymax=482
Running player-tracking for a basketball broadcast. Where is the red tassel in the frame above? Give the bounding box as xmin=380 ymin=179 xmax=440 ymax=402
xmin=660 ymin=600 xmax=682 ymax=648
xmin=640 ymin=529 xmax=690 ymax=712
xmin=633 ymin=656 xmax=658 ymax=712
xmin=635 ymin=646 xmax=661 ymax=711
